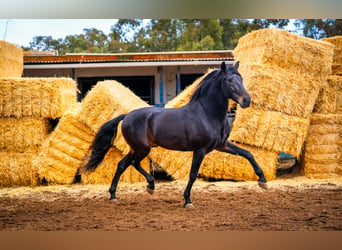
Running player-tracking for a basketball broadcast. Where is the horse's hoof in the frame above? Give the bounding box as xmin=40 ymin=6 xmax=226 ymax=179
xmin=147 ymin=186 xmax=154 ymax=195
xmin=109 ymin=198 xmax=118 ymax=203
xmin=184 ymin=203 xmax=194 ymax=209
xmin=258 ymin=181 xmax=268 ymax=190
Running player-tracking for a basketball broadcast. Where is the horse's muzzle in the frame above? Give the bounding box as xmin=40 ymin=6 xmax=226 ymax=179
xmin=238 ymin=95 xmax=251 ymax=108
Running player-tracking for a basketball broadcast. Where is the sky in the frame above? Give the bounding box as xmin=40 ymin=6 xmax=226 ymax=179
xmin=0 ymin=19 xmax=118 ymax=48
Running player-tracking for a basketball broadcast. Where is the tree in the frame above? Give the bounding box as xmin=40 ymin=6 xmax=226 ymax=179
xmin=27 ymin=19 xmax=306 ymax=54
xmin=84 ymin=28 xmax=109 ymax=53
xmin=294 ymin=19 xmax=342 ymax=39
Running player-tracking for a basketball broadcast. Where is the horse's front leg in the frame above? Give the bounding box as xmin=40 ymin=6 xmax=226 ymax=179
xmin=216 ymin=141 xmax=268 ymax=189
xmin=183 ymin=149 xmax=206 ymax=208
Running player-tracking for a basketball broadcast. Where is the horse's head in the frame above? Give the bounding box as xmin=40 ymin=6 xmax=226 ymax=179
xmin=220 ymin=61 xmax=250 ymax=108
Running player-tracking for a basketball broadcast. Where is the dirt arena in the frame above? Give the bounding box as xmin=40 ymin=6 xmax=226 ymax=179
xmin=0 ymin=176 xmax=341 ymax=231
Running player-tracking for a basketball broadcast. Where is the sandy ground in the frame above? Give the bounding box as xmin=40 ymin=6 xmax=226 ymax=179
xmin=0 ymin=176 xmax=341 ymax=231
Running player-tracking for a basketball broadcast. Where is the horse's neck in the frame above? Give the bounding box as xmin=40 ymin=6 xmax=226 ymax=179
xmin=198 ymin=86 xmax=228 ymax=121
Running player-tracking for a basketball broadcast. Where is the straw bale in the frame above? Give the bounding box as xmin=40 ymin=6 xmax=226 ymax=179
xmin=82 ymin=147 xmax=150 ymax=184
xmin=305 ymin=133 xmax=339 ymax=146
xmin=36 ymin=104 xmax=95 ymax=184
xmin=0 ymin=40 xmax=23 ymax=78
xmin=304 ymin=152 xmax=340 ymax=164
xmin=302 ymin=162 xmax=342 ymax=179
xmin=234 ymin=28 xmax=334 ymax=81
xmin=149 ymin=147 xmax=193 ymax=180
xmin=305 ymin=144 xmax=340 ymax=155
xmin=0 ymin=117 xmax=50 ymax=153
xmin=308 ymin=123 xmax=339 ymax=134
xmin=310 ymin=113 xmax=342 ymax=125
xmin=78 ymin=80 xmax=149 ymax=133
xmin=239 ymin=63 xmax=322 ymax=118
xmin=229 ymin=105 xmax=310 ymax=157
xmin=301 ymin=112 xmax=342 ymax=178
xmin=314 ymin=75 xmax=342 ymax=114
xmin=0 ymin=152 xmax=38 ymax=187
xmin=331 ymin=64 xmax=342 ymax=75
xmin=200 ymin=144 xmax=278 ymax=181
xmin=322 ymin=36 xmax=342 ymax=65
xmin=165 ymin=69 xmax=215 ymax=108
xmin=0 ymin=78 xmax=77 ymax=119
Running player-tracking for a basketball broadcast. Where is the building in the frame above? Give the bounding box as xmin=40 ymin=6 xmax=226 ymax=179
xmin=24 ymin=51 xmax=234 ymax=106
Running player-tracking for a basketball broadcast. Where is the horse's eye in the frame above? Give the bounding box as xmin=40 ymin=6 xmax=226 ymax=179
xmin=228 ymin=78 xmax=233 ymax=83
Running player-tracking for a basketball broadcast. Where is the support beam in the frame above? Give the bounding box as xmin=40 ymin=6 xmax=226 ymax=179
xmin=158 ymin=66 xmax=164 ymax=107
xmin=176 ymin=66 xmax=181 ymax=95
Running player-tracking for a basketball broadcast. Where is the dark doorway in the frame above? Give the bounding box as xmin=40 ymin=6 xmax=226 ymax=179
xmin=77 ymin=76 xmax=155 ymax=105
xmin=180 ymin=73 xmax=204 ymax=91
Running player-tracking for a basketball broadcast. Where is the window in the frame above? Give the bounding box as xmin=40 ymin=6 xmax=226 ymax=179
xmin=77 ymin=76 xmax=155 ymax=105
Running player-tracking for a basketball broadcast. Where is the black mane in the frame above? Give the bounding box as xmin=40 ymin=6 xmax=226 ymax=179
xmin=189 ymin=65 xmax=240 ymax=103
xmin=189 ymin=69 xmax=220 ymax=103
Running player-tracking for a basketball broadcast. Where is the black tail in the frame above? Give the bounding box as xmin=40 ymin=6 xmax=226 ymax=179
xmin=82 ymin=114 xmax=126 ymax=173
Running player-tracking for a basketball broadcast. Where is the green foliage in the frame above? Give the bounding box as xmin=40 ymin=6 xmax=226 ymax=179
xmin=295 ymin=19 xmax=342 ymax=39
xmin=28 ymin=19 xmax=341 ymax=55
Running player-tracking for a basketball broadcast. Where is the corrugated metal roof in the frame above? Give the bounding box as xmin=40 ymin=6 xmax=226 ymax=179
xmin=24 ymin=50 xmax=234 ymax=64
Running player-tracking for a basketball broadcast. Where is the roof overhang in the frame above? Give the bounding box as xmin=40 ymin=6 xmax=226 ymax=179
xmin=24 ymin=60 xmax=234 ymax=70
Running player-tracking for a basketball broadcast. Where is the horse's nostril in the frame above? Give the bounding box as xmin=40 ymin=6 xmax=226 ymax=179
xmin=242 ymin=96 xmax=251 ymax=107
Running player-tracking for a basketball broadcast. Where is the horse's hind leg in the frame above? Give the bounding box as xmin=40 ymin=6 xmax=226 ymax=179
xmin=109 ymin=153 xmax=133 ymax=201
xmin=133 ymin=162 xmax=155 ymax=194
xmin=132 ymin=148 xmax=155 ymax=194
xmin=216 ymin=141 xmax=268 ymax=189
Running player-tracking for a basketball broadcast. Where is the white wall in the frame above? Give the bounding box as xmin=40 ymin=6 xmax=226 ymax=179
xmin=23 ymin=64 xmax=220 ymax=105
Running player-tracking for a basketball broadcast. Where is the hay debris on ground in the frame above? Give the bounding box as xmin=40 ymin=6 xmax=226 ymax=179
xmin=0 ymin=78 xmax=78 ymax=119
xmin=234 ymin=28 xmax=334 ymax=81
xmin=0 ymin=40 xmax=23 ymax=78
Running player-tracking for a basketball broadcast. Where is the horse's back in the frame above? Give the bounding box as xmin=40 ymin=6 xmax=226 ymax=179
xmin=121 ymin=107 xmax=161 ymax=148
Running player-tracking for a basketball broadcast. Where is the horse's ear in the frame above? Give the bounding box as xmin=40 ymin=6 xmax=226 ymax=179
xmin=221 ymin=61 xmax=226 ymax=72
xmin=234 ymin=61 xmax=240 ymax=69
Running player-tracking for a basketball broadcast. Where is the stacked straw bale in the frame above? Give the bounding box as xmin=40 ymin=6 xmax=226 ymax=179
xmin=0 ymin=78 xmax=78 ymax=119
xmin=35 ymin=103 xmax=94 ymax=184
xmin=0 ymin=77 xmax=78 ymax=187
xmin=77 ymin=81 xmax=151 ymax=184
xmin=322 ymin=36 xmax=342 ymax=75
xmin=229 ymin=28 xmax=334 ymax=157
xmin=301 ymin=114 xmax=342 ymax=178
xmin=301 ymin=36 xmax=342 ymax=178
xmin=202 ymin=28 xmax=334 ymax=181
xmin=0 ymin=40 xmax=23 ymax=78
xmin=0 ymin=41 xmax=78 ymax=187
xmin=233 ymin=28 xmax=333 ymax=81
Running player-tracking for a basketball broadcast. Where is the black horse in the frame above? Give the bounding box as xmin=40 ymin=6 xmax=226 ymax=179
xmin=81 ymin=61 xmax=267 ymax=208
